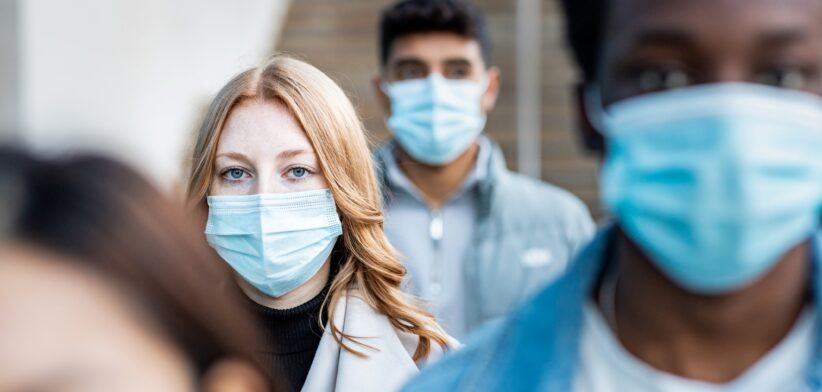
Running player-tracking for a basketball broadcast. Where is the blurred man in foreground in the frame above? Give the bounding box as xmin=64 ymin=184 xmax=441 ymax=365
xmin=403 ymin=0 xmax=822 ymax=390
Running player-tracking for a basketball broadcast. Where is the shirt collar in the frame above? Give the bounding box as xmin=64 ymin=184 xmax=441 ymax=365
xmin=380 ymin=136 xmax=492 ymax=203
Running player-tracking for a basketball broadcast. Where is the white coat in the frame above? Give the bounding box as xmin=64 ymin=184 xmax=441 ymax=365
xmin=302 ymin=290 xmax=458 ymax=392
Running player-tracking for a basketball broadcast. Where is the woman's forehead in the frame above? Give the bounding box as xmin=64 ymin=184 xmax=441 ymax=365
xmin=217 ymin=99 xmax=315 ymax=158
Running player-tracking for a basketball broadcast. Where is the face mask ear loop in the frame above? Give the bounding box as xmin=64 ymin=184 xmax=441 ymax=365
xmin=479 ymin=73 xmax=492 ymax=92
xmin=583 ymin=84 xmax=609 ymax=136
xmin=380 ymin=78 xmax=392 ymax=95
xmin=470 ymin=74 xmax=492 ymax=112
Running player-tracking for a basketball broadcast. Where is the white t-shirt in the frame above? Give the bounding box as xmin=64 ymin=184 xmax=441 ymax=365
xmin=574 ymin=302 xmax=816 ymax=392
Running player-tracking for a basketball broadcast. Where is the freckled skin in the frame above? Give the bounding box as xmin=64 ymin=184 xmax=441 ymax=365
xmin=211 ymin=99 xmax=329 ymax=196
xmin=210 ymin=99 xmax=332 ymax=310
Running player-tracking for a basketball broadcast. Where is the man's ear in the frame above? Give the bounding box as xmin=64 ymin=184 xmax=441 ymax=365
xmin=574 ymin=82 xmax=605 ymax=156
xmin=202 ymin=358 xmax=269 ymax=392
xmin=481 ymin=66 xmax=501 ymax=113
xmin=372 ymin=75 xmax=391 ymax=115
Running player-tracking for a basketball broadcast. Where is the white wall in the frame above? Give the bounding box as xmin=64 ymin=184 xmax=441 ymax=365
xmin=18 ymin=0 xmax=290 ymax=190
xmin=0 ymin=0 xmax=20 ymax=139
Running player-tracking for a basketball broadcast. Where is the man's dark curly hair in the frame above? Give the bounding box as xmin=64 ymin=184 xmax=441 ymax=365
xmin=379 ymin=0 xmax=492 ymax=67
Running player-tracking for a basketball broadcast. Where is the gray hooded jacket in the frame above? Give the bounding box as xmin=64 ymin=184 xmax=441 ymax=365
xmin=375 ymin=139 xmax=595 ymax=330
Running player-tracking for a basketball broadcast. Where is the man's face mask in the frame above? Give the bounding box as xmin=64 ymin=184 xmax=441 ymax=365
xmin=384 ymin=73 xmax=487 ymax=165
xmin=592 ymin=83 xmax=822 ymax=294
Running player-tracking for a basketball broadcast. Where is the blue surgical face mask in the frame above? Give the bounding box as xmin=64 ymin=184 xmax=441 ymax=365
xmin=384 ymin=73 xmax=487 ymax=165
xmin=205 ymin=189 xmax=342 ymax=298
xmin=595 ymin=83 xmax=822 ymax=294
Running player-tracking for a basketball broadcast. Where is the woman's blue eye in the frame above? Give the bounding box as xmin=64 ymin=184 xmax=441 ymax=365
xmin=227 ymin=168 xmax=245 ymax=179
xmin=290 ymin=167 xmax=307 ymax=178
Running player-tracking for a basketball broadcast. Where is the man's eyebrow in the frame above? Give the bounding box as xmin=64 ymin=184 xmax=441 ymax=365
xmin=391 ymin=57 xmax=426 ymax=68
xmin=755 ymin=29 xmax=808 ymax=49
xmin=443 ymin=58 xmax=472 ymax=67
xmin=629 ymin=28 xmax=696 ymax=50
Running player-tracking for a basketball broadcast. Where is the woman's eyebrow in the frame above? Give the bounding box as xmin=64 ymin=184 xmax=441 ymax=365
xmin=277 ymin=149 xmax=315 ymax=160
xmin=214 ymin=151 xmax=253 ymax=165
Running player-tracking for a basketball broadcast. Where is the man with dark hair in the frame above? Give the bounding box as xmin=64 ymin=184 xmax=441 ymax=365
xmin=372 ymin=0 xmax=594 ymax=339
xmin=404 ymin=0 xmax=822 ymax=390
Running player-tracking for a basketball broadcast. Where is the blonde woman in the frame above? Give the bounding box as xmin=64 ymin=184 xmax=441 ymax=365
xmin=186 ymin=55 xmax=455 ymax=392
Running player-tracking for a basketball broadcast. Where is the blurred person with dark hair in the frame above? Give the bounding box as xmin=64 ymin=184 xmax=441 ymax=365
xmin=187 ymin=55 xmax=455 ymax=392
xmin=403 ymin=0 xmax=822 ymax=391
xmin=0 ymin=147 xmax=274 ymax=392
xmin=372 ymin=0 xmax=595 ymax=340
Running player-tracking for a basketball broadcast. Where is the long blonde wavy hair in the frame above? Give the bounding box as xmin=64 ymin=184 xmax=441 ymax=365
xmin=186 ymin=55 xmax=448 ymax=360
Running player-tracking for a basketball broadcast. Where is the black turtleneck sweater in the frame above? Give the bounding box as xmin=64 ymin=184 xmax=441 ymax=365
xmin=251 ymin=285 xmax=329 ymax=392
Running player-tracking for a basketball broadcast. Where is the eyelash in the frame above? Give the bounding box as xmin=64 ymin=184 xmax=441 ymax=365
xmin=285 ymin=165 xmax=314 ymax=181
xmin=220 ymin=167 xmax=251 ymax=182
xmin=219 ymin=165 xmax=315 ymax=183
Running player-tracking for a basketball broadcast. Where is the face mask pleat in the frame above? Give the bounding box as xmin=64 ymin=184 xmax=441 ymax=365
xmin=205 ymin=188 xmax=342 ymax=297
xmin=385 ymin=73 xmax=488 ymax=165
xmin=599 ymin=83 xmax=822 ymax=294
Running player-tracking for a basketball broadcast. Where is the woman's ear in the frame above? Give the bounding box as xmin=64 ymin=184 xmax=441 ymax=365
xmin=202 ymin=358 xmax=270 ymax=392
xmin=573 ymin=82 xmax=605 ymax=157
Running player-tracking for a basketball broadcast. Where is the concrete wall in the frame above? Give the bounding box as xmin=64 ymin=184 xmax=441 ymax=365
xmin=16 ymin=0 xmax=291 ymax=189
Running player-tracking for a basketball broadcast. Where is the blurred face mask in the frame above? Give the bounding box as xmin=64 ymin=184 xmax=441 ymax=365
xmin=594 ymin=83 xmax=822 ymax=294
xmin=205 ymin=189 xmax=342 ymax=297
xmin=384 ymin=73 xmax=487 ymax=165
